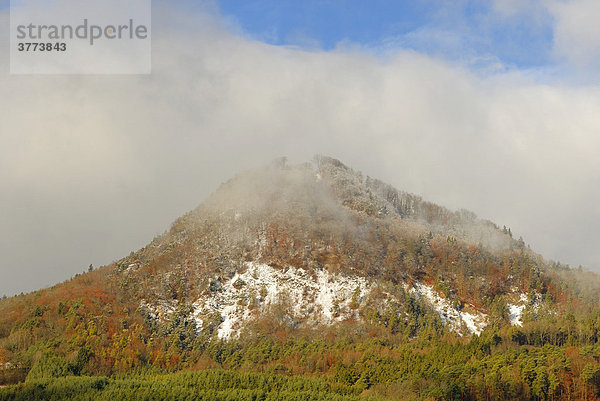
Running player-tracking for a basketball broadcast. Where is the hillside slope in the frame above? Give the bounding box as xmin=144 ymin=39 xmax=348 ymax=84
xmin=2 ymin=156 xmax=600 ymax=400
xmin=122 ymin=155 xmax=543 ymax=338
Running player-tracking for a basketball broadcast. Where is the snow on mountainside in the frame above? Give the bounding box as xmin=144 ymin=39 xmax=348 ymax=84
xmin=129 ymin=156 xmax=550 ymax=340
xmin=190 ymin=262 xmax=370 ymax=338
xmin=410 ymin=282 xmax=487 ymax=336
xmin=141 ymin=262 xmax=499 ymax=338
xmin=507 ymin=293 xmax=528 ymax=327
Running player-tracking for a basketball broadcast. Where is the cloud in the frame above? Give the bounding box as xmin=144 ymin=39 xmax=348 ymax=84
xmin=548 ymin=0 xmax=600 ymax=71
xmin=493 ymin=0 xmax=543 ymax=17
xmin=493 ymin=0 xmax=600 ymax=74
xmin=0 ymin=4 xmax=599 ymax=296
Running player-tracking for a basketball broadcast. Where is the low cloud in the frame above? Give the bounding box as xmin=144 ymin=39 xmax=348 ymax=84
xmin=0 ymin=4 xmax=599 ymax=296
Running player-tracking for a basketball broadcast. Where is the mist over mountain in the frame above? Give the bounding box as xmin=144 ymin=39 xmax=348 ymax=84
xmin=1 ymin=156 xmax=599 ymax=400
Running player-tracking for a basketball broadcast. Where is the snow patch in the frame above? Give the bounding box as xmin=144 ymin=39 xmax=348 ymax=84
xmin=410 ymin=282 xmax=487 ymax=336
xmin=140 ymin=299 xmax=178 ymax=321
xmin=507 ymin=293 xmax=528 ymax=326
xmin=508 ymin=304 xmax=525 ymax=326
xmin=192 ymin=262 xmax=371 ymax=339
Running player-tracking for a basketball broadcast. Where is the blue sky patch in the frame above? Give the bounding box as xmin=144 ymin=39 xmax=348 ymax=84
xmin=216 ymin=0 xmax=554 ymax=71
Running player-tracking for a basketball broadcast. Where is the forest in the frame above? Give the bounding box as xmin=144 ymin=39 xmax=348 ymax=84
xmin=2 ymin=159 xmax=600 ymax=400
xmin=2 ymin=245 xmax=600 ymax=400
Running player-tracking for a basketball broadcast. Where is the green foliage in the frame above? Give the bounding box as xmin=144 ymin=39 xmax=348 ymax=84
xmin=0 ymin=369 xmax=378 ymax=401
xmin=26 ymin=352 xmax=69 ymax=381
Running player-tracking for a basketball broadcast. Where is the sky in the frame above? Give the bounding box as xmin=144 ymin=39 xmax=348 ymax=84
xmin=216 ymin=0 xmax=555 ymax=70
xmin=1 ymin=0 xmax=600 ymax=296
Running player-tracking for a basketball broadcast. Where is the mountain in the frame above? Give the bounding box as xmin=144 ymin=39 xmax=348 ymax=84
xmin=124 ymin=155 xmax=540 ymax=338
xmin=2 ymin=156 xmax=600 ymax=400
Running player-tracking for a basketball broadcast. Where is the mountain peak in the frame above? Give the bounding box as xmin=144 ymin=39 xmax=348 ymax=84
xmin=114 ymin=156 xmax=537 ymax=339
